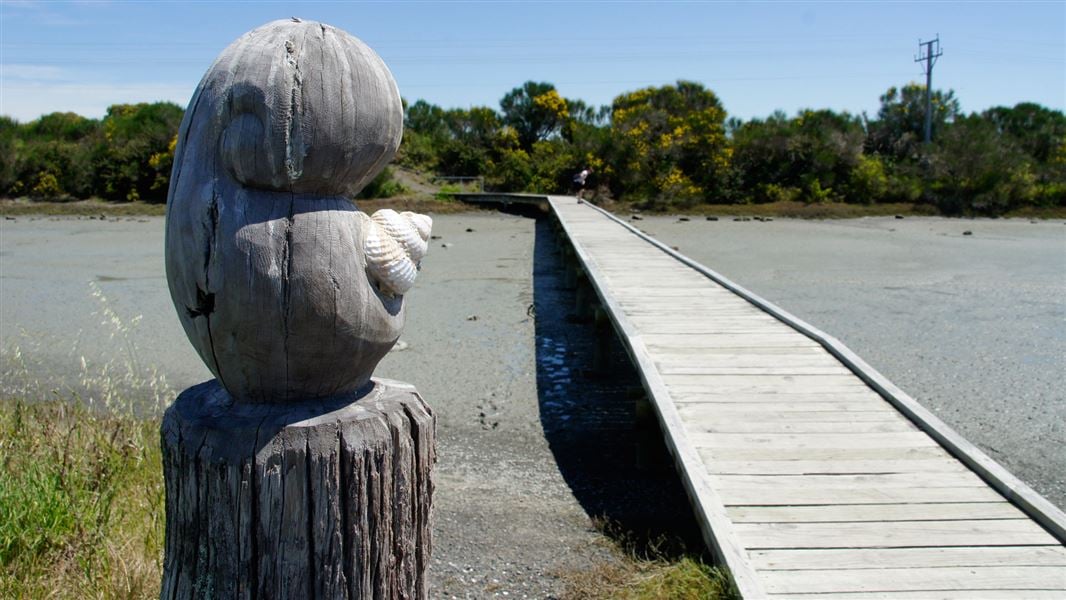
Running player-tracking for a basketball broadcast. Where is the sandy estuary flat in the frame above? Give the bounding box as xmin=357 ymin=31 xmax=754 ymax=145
xmin=2 ymin=211 xmax=1064 ymax=596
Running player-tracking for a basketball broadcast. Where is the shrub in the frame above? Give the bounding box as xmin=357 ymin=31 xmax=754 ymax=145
xmin=756 ymin=183 xmax=801 ymax=204
xmin=435 ymin=183 xmax=462 ymax=200
xmin=30 ymin=171 xmax=61 ymax=199
xmin=849 ymin=155 xmax=889 ymax=203
xmin=356 ymin=167 xmax=407 ymax=200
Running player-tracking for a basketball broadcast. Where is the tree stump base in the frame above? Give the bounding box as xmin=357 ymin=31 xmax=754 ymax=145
xmin=160 ymin=378 xmax=435 ymax=599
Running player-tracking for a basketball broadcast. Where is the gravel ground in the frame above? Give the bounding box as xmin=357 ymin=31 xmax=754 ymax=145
xmin=0 ymin=212 xmax=696 ymax=599
xmin=637 ymin=214 xmax=1066 ymax=510
xmin=2 ymin=210 xmax=1063 ymax=597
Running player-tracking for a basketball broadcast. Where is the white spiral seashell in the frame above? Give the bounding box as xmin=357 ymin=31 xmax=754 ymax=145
xmin=403 ymin=212 xmax=433 ymax=253
xmin=362 ymin=209 xmax=433 ymax=297
xmin=372 ymin=209 xmax=432 ymax=264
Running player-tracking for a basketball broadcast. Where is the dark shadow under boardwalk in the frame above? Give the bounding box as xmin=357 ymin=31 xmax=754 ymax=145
xmin=531 ymin=217 xmax=705 ymax=557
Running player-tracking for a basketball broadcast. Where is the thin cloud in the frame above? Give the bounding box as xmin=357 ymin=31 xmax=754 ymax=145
xmin=3 ymin=64 xmax=70 ymax=81
xmin=1 ymin=81 xmax=192 ymax=121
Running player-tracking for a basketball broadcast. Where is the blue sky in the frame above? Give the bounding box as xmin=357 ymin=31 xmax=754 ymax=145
xmin=1 ymin=1 xmax=1063 ymax=123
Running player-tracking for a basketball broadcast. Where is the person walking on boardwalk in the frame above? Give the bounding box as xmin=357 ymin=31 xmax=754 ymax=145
xmin=572 ymin=167 xmax=591 ymax=199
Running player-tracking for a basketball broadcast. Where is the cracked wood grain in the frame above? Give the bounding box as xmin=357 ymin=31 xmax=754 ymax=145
xmin=161 ymin=379 xmax=435 ymax=600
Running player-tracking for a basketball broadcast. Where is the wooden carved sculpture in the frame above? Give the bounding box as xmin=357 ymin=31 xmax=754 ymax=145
xmin=160 ymin=20 xmax=435 ymax=599
xmin=165 ymin=17 xmax=430 ymax=402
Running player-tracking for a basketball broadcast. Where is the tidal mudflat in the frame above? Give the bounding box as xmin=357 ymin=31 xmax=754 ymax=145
xmin=2 ymin=211 xmax=1064 ymax=596
xmin=1 ymin=212 xmax=677 ymax=598
xmin=640 ymin=215 xmax=1066 ymax=509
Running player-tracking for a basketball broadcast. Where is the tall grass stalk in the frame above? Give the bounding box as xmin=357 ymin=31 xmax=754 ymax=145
xmin=2 ymin=282 xmax=172 ymax=416
xmin=0 ymin=283 xmax=170 ymax=597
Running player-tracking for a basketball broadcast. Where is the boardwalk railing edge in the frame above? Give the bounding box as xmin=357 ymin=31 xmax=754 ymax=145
xmin=553 ymin=196 xmax=1066 ymax=546
xmin=546 ymin=198 xmax=767 ymax=598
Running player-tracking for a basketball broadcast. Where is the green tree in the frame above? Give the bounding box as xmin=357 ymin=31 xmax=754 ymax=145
xmin=398 ymin=100 xmax=448 ymax=169
xmin=432 ymin=106 xmax=499 ymax=176
xmin=405 ymin=99 xmax=449 ymax=138
xmin=3 ymin=113 xmax=100 ymax=198
xmin=500 ymin=81 xmax=568 ymax=150
xmin=731 ymin=109 xmax=864 ymax=203
xmin=981 ymin=103 xmax=1066 ymax=163
xmin=928 ymin=114 xmax=1036 ymax=215
xmin=23 ymin=112 xmax=98 ymax=142
xmin=477 ymin=126 xmax=531 ymax=192
xmin=867 ymin=83 xmax=960 ymax=157
xmin=610 ymin=81 xmax=731 ymax=207
xmin=0 ymin=117 xmax=17 ymax=194
xmin=92 ymin=102 xmax=184 ymax=202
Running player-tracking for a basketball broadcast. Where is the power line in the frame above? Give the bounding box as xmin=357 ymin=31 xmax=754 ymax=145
xmin=915 ymin=36 xmax=943 ymax=143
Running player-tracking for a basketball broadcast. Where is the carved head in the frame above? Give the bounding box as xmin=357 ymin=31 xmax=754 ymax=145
xmin=165 ymin=20 xmax=428 ymax=403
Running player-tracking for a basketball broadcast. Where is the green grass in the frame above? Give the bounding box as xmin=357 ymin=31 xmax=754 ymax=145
xmin=0 ymin=400 xmax=164 ymax=599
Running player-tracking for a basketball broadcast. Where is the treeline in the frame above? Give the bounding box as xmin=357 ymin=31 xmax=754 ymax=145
xmin=2 ymin=81 xmax=1064 ymax=215
xmin=0 ymin=103 xmax=183 ymax=203
xmin=400 ymin=81 xmax=1065 ymax=215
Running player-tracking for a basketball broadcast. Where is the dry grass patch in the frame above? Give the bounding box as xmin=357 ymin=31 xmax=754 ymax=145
xmin=0 ymin=198 xmax=166 ymax=217
xmin=561 ymin=555 xmax=737 ymax=600
xmin=559 ymin=520 xmax=738 ymax=600
xmin=611 ymin=200 xmax=935 ymax=220
xmin=0 ymin=195 xmax=479 ymax=218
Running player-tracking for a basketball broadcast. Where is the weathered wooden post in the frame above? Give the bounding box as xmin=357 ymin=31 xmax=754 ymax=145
xmin=161 ymin=19 xmax=435 ymax=599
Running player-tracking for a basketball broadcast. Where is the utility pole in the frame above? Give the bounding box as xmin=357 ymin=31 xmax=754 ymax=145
xmin=915 ymin=36 xmax=943 ymax=143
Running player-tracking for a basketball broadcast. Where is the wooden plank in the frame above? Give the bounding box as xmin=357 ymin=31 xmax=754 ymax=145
xmin=670 ymin=385 xmax=874 ymax=397
xmin=641 ymin=325 xmax=801 ymax=336
xmin=711 ymin=471 xmax=987 ymax=490
xmin=690 ymin=432 xmax=938 ymax=450
xmin=665 ymin=373 xmax=869 ymax=386
xmin=611 ymin=290 xmax=740 ymax=299
xmin=651 ymin=346 xmax=830 ymax=356
xmin=623 ymin=306 xmax=770 ymax=314
xmin=699 ymin=445 xmax=954 ymax=462
xmin=728 ymin=502 xmax=1028 ymax=523
xmin=607 ymin=280 xmax=715 ymax=290
xmin=735 ymin=520 xmax=1058 ymax=550
xmin=670 ymin=384 xmax=882 ymax=396
xmin=657 ymin=359 xmax=851 ymax=373
xmin=761 ymin=566 xmax=1066 ymax=594
xmin=752 ymin=545 xmax=1066 ymax=570
xmin=675 ymin=398 xmax=889 ymax=409
xmin=718 ymin=485 xmax=1005 ymax=506
xmin=632 ymin=314 xmax=779 ymax=322
xmin=633 ymin=319 xmax=796 ymax=329
xmin=645 ymin=337 xmax=822 ymax=350
xmin=661 ymin=366 xmax=856 ymax=376
xmin=630 ymin=315 xmax=789 ymax=326
xmin=677 ymin=407 xmax=905 ymax=422
xmin=769 ymin=592 xmax=1066 ymax=600
xmin=707 ymin=458 xmax=969 ymax=475
xmin=699 ymin=420 xmax=916 ymax=434
xmin=655 ymin=353 xmax=842 ymax=366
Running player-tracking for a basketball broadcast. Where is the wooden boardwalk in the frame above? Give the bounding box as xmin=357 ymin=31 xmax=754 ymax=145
xmin=546 ymin=196 xmax=1066 ymax=599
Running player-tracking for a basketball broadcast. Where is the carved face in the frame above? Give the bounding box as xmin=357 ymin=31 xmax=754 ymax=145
xmin=164 ymin=20 xmax=408 ymax=402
